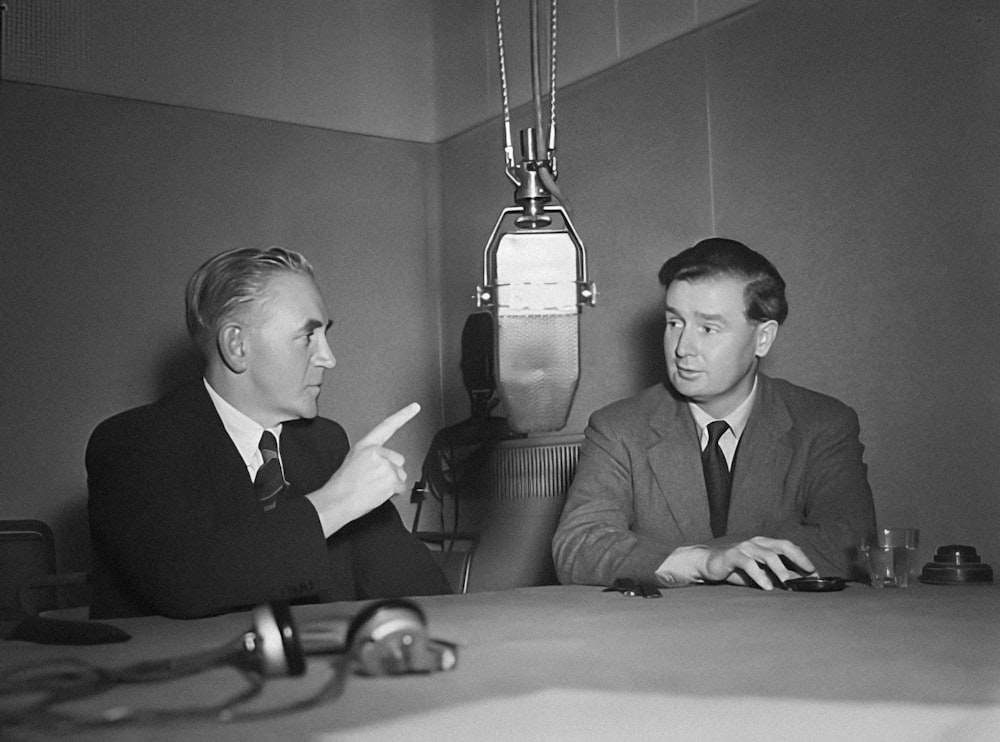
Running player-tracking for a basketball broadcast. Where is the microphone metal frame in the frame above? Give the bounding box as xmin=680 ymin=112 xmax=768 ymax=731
xmin=476 ymin=205 xmax=596 ymax=312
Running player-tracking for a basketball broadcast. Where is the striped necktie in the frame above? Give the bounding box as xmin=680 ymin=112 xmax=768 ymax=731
xmin=255 ymin=431 xmax=284 ymax=512
xmin=702 ymin=420 xmax=732 ymax=537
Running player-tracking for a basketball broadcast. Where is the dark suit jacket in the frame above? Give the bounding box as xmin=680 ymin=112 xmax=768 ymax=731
xmin=552 ymin=375 xmax=876 ymax=585
xmin=87 ymin=381 xmax=450 ymax=619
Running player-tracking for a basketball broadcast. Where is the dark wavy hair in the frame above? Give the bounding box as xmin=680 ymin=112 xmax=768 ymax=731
xmin=657 ymin=237 xmax=788 ymax=324
xmin=185 ymin=247 xmax=314 ymax=357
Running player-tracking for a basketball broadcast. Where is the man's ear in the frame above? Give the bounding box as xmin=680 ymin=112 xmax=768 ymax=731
xmin=754 ymin=320 xmax=779 ymax=358
xmin=217 ymin=323 xmax=249 ymax=373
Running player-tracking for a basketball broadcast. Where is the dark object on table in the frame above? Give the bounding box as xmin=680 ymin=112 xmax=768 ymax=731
xmin=784 ymin=576 xmax=846 ymax=592
xmin=604 ymin=577 xmax=663 ymax=598
xmin=6 ymin=615 xmax=131 ymax=644
xmin=920 ymin=545 xmax=994 ymax=585
xmin=603 ymin=578 xmax=662 ymax=598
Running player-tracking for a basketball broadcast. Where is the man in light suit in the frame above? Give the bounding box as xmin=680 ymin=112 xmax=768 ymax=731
xmin=87 ymin=247 xmax=450 ymax=618
xmin=552 ymin=238 xmax=876 ymax=590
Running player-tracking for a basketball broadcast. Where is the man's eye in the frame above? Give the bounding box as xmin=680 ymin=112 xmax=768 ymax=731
xmin=665 ymin=318 xmax=682 ymax=328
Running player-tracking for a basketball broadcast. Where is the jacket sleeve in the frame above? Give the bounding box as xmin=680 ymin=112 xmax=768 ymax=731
xmin=345 ymin=501 xmax=453 ymax=599
xmin=552 ymin=411 xmax=676 ymax=586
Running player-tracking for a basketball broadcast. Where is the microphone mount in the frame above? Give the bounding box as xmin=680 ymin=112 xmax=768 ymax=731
xmin=508 ymin=128 xmax=554 ymax=229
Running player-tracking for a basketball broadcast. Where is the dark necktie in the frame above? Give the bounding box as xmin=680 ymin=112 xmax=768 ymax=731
xmin=255 ymin=431 xmax=284 ymax=512
xmin=702 ymin=420 xmax=731 ymax=537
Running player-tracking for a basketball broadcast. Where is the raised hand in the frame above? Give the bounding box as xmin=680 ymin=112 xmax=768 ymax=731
xmin=307 ymin=403 xmax=421 ymax=536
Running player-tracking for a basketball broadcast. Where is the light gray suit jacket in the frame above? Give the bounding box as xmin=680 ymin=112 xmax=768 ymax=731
xmin=552 ymin=375 xmax=876 ymax=585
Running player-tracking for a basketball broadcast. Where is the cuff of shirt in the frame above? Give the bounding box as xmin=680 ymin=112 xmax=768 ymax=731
xmin=655 ymin=545 xmax=711 ymax=587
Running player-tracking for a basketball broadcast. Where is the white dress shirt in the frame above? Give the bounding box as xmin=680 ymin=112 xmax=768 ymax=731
xmin=204 ymin=379 xmax=283 ymax=482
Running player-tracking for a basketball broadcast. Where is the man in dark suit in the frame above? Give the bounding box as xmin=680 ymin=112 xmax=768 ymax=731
xmin=553 ymin=238 xmax=876 ymax=590
xmin=87 ymin=247 xmax=450 ymax=619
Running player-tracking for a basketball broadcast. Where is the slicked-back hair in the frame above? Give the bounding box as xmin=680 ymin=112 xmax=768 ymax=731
xmin=657 ymin=237 xmax=788 ymax=324
xmin=185 ymin=247 xmax=315 ymax=358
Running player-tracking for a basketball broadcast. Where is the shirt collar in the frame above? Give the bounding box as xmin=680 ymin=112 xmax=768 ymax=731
xmin=204 ymin=379 xmax=282 ymax=470
xmin=688 ymin=375 xmax=758 ymax=443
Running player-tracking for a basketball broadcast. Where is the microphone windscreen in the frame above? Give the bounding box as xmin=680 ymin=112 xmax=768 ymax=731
xmin=496 ymin=314 xmax=579 ymax=433
xmin=494 ymin=230 xmax=581 ymax=433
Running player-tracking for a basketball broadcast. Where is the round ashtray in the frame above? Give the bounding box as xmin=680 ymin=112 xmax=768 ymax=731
xmin=784 ymin=576 xmax=846 ymax=592
xmin=920 ymin=544 xmax=994 ymax=585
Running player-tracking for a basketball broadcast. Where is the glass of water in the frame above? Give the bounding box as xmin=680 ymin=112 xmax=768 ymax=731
xmin=862 ymin=527 xmax=919 ymax=588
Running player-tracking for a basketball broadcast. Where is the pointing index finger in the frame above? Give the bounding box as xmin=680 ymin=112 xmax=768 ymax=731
xmin=356 ymin=402 xmax=421 ymax=448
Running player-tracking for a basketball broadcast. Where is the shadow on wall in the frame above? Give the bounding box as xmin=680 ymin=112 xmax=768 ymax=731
xmin=630 ymin=306 xmax=668 ymax=391
xmin=50 ymin=490 xmax=90 ymax=574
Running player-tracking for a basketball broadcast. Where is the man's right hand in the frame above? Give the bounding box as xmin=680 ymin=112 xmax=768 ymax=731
xmin=698 ymin=536 xmax=817 ymax=590
xmin=307 ymin=403 xmax=420 ymax=537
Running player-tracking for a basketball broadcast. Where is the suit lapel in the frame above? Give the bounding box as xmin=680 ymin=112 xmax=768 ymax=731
xmin=176 ymin=382 xmax=256 ymax=504
xmin=728 ymin=375 xmax=793 ymax=530
xmin=646 ymin=388 xmax=712 ymax=538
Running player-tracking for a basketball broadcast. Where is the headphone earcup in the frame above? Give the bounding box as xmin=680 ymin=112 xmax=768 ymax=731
xmin=238 ymin=602 xmax=306 ymax=677
xmin=346 ymin=598 xmax=430 ymax=676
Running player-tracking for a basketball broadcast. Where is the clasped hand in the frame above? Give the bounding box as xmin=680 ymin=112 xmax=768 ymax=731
xmin=699 ymin=536 xmax=816 ymax=590
xmin=308 ymin=403 xmax=420 ymax=537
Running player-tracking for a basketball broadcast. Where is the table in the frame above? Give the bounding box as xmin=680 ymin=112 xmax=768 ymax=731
xmin=2 ymin=583 xmax=999 ymax=740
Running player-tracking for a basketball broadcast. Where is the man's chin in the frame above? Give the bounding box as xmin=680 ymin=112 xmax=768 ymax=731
xmin=667 ymin=375 xmax=702 ymax=399
xmin=289 ymin=401 xmax=320 ymax=420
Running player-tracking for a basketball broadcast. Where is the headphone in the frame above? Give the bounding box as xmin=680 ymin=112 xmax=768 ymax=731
xmin=234 ymin=601 xmax=306 ymax=677
xmin=237 ymin=597 xmax=457 ymax=678
xmin=345 ymin=598 xmax=458 ymax=676
xmin=0 ymin=598 xmax=457 ymax=731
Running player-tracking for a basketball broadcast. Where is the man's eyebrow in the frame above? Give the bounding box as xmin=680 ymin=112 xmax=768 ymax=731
xmin=300 ymin=319 xmax=332 ymax=334
xmin=694 ymin=311 xmax=727 ymax=323
xmin=665 ymin=305 xmax=728 ymax=323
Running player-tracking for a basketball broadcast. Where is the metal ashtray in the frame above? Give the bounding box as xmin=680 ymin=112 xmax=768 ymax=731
xmin=784 ymin=576 xmax=846 ymax=592
xmin=920 ymin=544 xmax=994 ymax=585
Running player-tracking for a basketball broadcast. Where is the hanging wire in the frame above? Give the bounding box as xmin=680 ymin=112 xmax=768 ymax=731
xmin=495 ymin=0 xmax=559 ymax=185
xmin=495 ymin=0 xmax=515 ymax=174
xmin=547 ymin=0 xmax=558 ymax=165
xmin=529 ymin=0 xmax=545 ymax=146
xmin=537 ymin=0 xmax=570 ymax=210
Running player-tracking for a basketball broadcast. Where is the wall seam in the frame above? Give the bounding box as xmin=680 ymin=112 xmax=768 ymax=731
xmin=704 ymin=43 xmax=716 ymax=235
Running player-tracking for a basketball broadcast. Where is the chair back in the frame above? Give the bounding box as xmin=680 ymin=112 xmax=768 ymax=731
xmin=0 ymin=519 xmax=57 ymax=618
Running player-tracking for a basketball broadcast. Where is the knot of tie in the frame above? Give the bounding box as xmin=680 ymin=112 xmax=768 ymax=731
xmin=705 ymin=420 xmax=729 ymax=451
xmin=702 ymin=420 xmax=731 ymax=537
xmin=255 ymin=431 xmax=284 ymax=512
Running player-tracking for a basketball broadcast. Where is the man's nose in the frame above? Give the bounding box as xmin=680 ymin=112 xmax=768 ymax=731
xmin=314 ymin=335 xmax=336 ymax=369
xmin=674 ymin=326 xmax=696 ymax=357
